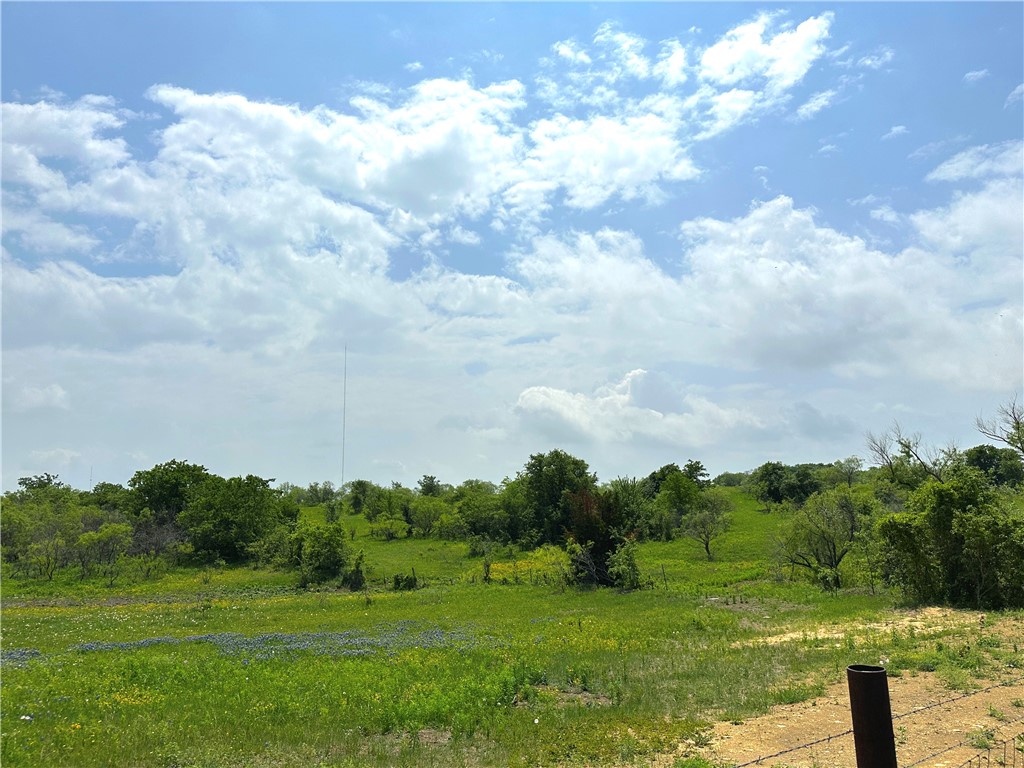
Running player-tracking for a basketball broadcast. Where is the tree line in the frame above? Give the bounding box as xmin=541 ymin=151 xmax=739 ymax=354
xmin=3 ymin=398 xmax=1023 ymax=606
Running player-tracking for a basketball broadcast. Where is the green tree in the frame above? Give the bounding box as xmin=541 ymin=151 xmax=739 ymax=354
xmin=291 ymin=521 xmax=349 ymax=586
xmin=963 ymin=444 xmax=1024 ymax=487
xmin=416 ymin=475 xmax=443 ymax=497
xmin=751 ymin=461 xmax=788 ymax=510
xmin=518 ymin=449 xmax=596 ymax=546
xmin=653 ymin=472 xmax=700 ymax=540
xmin=682 ymin=459 xmax=711 ymax=489
xmin=682 ymin=487 xmax=733 ymax=560
xmin=178 ymin=474 xmax=286 ymax=562
xmin=409 ymin=495 xmax=448 ymax=537
xmin=128 ymin=460 xmax=209 ymax=525
xmin=778 ymin=486 xmax=880 ymax=592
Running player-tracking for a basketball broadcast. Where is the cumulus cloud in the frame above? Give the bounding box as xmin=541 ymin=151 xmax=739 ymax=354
xmin=699 ymin=12 xmax=833 ymax=93
xmin=2 ymin=15 xmax=1019 ymax=488
xmin=404 ymin=61 xmax=424 ymax=73
xmin=515 ymin=369 xmax=765 ymax=445
xmin=882 ymin=125 xmax=908 ymax=140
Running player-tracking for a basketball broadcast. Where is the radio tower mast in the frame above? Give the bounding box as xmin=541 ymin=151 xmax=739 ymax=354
xmin=341 ymin=345 xmax=348 ymax=491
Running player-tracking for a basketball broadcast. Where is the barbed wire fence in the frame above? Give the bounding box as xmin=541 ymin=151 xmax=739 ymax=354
xmin=728 ymin=675 xmax=1024 ymax=768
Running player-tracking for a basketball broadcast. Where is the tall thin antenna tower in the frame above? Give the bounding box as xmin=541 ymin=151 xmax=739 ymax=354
xmin=341 ymin=345 xmax=347 ymax=490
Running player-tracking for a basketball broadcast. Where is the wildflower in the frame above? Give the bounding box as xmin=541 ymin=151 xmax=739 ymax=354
xmin=72 ymin=723 xmax=82 ymax=730
xmin=534 ymin=718 xmax=539 ymax=724
xmin=20 ymin=715 xmax=33 ymax=721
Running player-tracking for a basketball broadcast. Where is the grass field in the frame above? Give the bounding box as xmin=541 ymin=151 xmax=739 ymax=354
xmin=3 ymin=489 xmax=1022 ymax=768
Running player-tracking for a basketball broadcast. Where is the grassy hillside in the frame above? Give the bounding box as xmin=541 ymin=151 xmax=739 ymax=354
xmin=3 ymin=488 xmax=1021 ymax=768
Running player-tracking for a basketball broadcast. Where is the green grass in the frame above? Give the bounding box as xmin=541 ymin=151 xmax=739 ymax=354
xmin=3 ymin=490 xmax=1022 ymax=768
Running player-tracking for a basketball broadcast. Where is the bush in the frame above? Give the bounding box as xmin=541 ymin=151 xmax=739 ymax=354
xmin=291 ymin=521 xmax=349 ymax=587
xmin=607 ymin=540 xmax=642 ymax=591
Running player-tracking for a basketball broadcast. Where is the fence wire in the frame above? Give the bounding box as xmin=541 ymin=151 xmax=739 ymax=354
xmin=949 ymin=730 xmax=1024 ymax=768
xmin=904 ymin=718 xmax=1024 ymax=768
xmin=727 ymin=675 xmax=1024 ymax=768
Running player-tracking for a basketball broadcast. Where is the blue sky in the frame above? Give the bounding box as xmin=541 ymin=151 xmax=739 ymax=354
xmin=2 ymin=3 xmax=1022 ymax=491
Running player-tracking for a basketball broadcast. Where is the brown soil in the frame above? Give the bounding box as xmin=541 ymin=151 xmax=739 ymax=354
xmin=654 ymin=610 xmax=1024 ymax=768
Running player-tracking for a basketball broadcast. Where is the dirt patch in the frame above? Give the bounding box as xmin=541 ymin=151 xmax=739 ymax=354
xmin=732 ymin=607 xmax=986 ymax=649
xmin=641 ymin=610 xmax=1024 ymax=768
xmin=416 ymin=728 xmax=452 ymax=745
xmin=531 ymin=684 xmax=613 ymax=709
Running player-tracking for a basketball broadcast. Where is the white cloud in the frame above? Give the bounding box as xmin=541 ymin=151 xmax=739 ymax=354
xmin=515 ymin=369 xmax=765 ymax=445
xmin=29 ymin=448 xmax=81 ymax=467
xmin=593 ymin=23 xmax=651 ymax=81
xmin=678 ymin=195 xmax=1021 ymax=389
xmin=653 ymin=39 xmax=688 ymax=88
xmin=552 ymin=39 xmax=591 ymax=66
xmin=926 ymin=141 xmax=1024 ymax=182
xmin=508 ymin=111 xmax=699 ymax=212
xmin=869 ymin=205 xmax=900 ymax=224
xmin=1006 ymin=84 xmax=1024 ymax=107
xmin=818 ymin=143 xmax=838 ymax=155
xmin=11 ymin=383 xmax=71 ymax=411
xmin=699 ymin=12 xmax=833 ymax=94
xmin=1 ymin=205 xmax=99 ymax=253
xmin=404 ymin=61 xmax=424 ymax=73
xmin=698 ymin=87 xmax=758 ymax=137
xmin=795 ymin=89 xmax=837 ymax=121
xmin=882 ymin=125 xmax=908 ymax=140
xmin=857 ymin=48 xmax=894 ymax=69
xmin=963 ymin=69 xmax=989 ymax=83
xmin=448 ymin=225 xmax=481 ymax=245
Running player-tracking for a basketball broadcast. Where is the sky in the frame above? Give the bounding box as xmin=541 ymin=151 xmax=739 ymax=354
xmin=2 ymin=3 xmax=1022 ymax=492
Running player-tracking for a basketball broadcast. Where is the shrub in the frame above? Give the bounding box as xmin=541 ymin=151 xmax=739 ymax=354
xmin=607 ymin=539 xmax=642 ymax=591
xmin=291 ymin=521 xmax=349 ymax=586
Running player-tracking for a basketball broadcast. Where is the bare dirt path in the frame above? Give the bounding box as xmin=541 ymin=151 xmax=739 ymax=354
xmin=654 ymin=610 xmax=1024 ymax=768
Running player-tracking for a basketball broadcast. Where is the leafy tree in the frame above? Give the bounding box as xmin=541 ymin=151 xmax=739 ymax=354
xmin=76 ymin=523 xmax=132 ymax=584
xmin=409 ymin=495 xmax=448 ymax=537
xmin=347 ymin=479 xmax=377 ymax=516
xmin=751 ymin=461 xmax=788 ymax=510
xmin=518 ymin=450 xmax=596 ymax=546
xmin=129 ymin=460 xmax=209 ymax=525
xmin=416 ymin=475 xmax=443 ymax=497
xmin=641 ymin=463 xmax=681 ymax=499
xmin=963 ymin=444 xmax=1024 ymax=486
xmin=606 ymin=476 xmax=652 ymax=538
xmin=713 ymin=471 xmax=749 ymax=487
xmin=17 ymin=473 xmax=67 ymax=491
xmin=453 ymin=480 xmax=506 ymax=540
xmin=829 ymin=457 xmax=864 ymax=488
xmin=778 ymin=486 xmax=880 ymax=592
xmin=178 ymin=474 xmax=286 ymax=562
xmin=682 ymin=459 xmax=711 ymax=489
xmin=653 ymin=472 xmax=700 ymax=539
xmin=682 ymin=487 xmax=733 ymax=560
xmin=291 ymin=521 xmax=349 ymax=586
xmin=876 ymin=464 xmax=1024 ymax=608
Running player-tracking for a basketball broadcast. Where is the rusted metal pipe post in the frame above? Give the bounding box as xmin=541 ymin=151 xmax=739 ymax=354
xmin=847 ymin=664 xmax=898 ymax=768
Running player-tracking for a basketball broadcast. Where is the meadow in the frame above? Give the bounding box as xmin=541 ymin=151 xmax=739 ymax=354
xmin=3 ymin=489 xmax=1022 ymax=768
